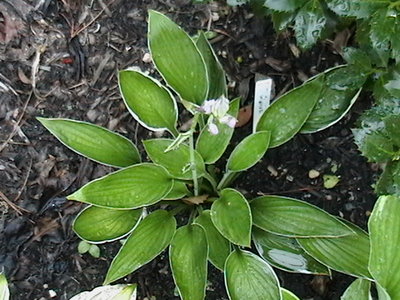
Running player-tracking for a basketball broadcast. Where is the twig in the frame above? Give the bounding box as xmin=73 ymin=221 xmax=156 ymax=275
xmin=13 ymin=158 xmax=33 ymax=203
xmin=0 ymin=190 xmax=30 ymax=215
xmin=71 ymin=0 xmax=117 ymax=38
xmin=31 ymin=45 xmax=47 ymax=99
xmin=0 ymin=140 xmax=30 ymax=146
xmin=0 ymin=72 xmax=19 ymax=96
xmin=0 ymin=91 xmax=33 ymax=153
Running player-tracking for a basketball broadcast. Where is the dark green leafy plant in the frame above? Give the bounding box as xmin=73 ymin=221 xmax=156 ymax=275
xmin=353 ymin=99 xmax=400 ymax=195
xmin=38 ymin=10 xmax=399 ymax=300
xmin=197 ymin=0 xmax=400 ymax=196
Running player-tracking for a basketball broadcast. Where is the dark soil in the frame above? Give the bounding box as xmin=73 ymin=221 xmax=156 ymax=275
xmin=0 ymin=0 xmax=377 ymax=299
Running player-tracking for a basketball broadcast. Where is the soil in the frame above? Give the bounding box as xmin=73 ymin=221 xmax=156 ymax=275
xmin=0 ymin=1 xmax=377 ymax=299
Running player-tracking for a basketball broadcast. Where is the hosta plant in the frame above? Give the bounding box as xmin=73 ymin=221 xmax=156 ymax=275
xmin=38 ymin=10 xmax=398 ymax=300
xmin=340 ymin=194 xmax=400 ymax=300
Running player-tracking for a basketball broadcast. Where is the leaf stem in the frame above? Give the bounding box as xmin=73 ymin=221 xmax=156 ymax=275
xmin=169 ymin=204 xmax=188 ymax=216
xmin=170 ymin=126 xmax=180 ymax=138
xmin=217 ymin=171 xmax=240 ymax=190
xmin=188 ymin=207 xmax=197 ymax=224
xmin=203 ymin=171 xmax=218 ymax=193
xmin=189 ymin=114 xmax=200 ymax=196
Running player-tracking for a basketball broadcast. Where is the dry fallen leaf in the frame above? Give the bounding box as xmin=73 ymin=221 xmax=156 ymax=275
xmin=331 ymin=28 xmax=351 ymax=54
xmin=183 ymin=195 xmax=209 ymax=205
xmin=0 ymin=0 xmax=32 ymax=43
xmin=236 ymin=104 xmax=252 ymax=128
xmin=311 ymin=275 xmax=330 ymax=296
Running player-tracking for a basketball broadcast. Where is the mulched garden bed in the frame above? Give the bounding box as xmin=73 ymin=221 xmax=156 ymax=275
xmin=0 ymin=0 xmax=377 ymax=299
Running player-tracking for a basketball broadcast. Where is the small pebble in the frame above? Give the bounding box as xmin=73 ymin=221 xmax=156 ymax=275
xmin=211 ymin=12 xmax=219 ymax=22
xmin=48 ymin=290 xmax=57 ymax=298
xmin=308 ymin=169 xmax=320 ymax=179
xmin=267 ymin=165 xmax=278 ymax=177
xmin=142 ymin=53 xmax=152 ymax=63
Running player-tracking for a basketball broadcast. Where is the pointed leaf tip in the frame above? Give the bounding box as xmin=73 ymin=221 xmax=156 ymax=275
xmin=104 ymin=210 xmax=176 ymax=284
xmin=38 ymin=118 xmax=140 ymax=167
xmin=148 ymin=10 xmax=208 ymax=104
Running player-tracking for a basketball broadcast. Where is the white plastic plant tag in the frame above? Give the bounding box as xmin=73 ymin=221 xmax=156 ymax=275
xmin=253 ymin=75 xmax=274 ymax=133
xmin=69 ymin=284 xmax=137 ymax=300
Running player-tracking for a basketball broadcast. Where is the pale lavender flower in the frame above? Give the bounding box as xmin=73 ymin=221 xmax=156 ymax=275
xmin=211 ymin=96 xmax=229 ymax=119
xmin=208 ymin=122 xmax=219 ymax=135
xmin=200 ymin=99 xmax=216 ymax=114
xmin=220 ymin=115 xmax=237 ymax=128
xmin=199 ymin=96 xmax=237 ymax=135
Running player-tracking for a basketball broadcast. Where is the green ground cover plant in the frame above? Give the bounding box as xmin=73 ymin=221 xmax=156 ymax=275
xmin=37 ymin=9 xmax=400 ymax=300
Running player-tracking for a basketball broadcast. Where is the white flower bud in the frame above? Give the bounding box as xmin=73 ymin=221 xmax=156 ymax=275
xmin=208 ymin=123 xmax=219 ymax=135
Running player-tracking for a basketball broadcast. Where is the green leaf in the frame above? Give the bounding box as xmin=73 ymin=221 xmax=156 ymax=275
xmin=227 ymin=131 xmax=270 ymax=172
xmin=326 ymin=0 xmax=386 ymax=18
xmin=104 ymin=210 xmax=176 ymax=284
xmin=264 ymin=0 xmax=303 ymax=12
xmin=391 ymin=20 xmax=400 ymax=63
xmin=323 ymin=174 xmax=340 ymax=189
xmin=376 ymin=160 xmax=400 ymax=196
xmin=78 ymin=240 xmax=91 ymax=254
xmin=148 ymin=10 xmax=208 ymax=104
xmin=195 ymin=31 xmax=226 ymax=99
xmin=164 ymin=181 xmax=190 ymax=200
xmin=376 ymin=283 xmax=392 ymax=300
xmin=370 ymin=8 xmax=399 ymax=66
xmin=359 ymin=132 xmax=395 ymax=162
xmin=225 ymin=249 xmax=282 ymax=300
xmin=343 ymin=48 xmax=372 ymax=71
xmin=300 ymin=65 xmax=365 ymax=133
xmin=67 ymin=163 xmax=173 ymax=209
xmin=297 ymin=220 xmax=371 ymax=278
xmin=70 ymin=284 xmax=137 ymax=300
xmin=271 ymin=11 xmax=295 ymax=31
xmin=37 ymin=118 xmax=140 ymax=168
xmin=0 ymin=273 xmax=9 ymax=300
xmin=353 ymin=99 xmax=400 ymax=162
xmin=252 ymin=227 xmax=330 ymax=275
xmin=251 ymin=195 xmax=353 ymax=237
xmin=170 ymin=224 xmax=208 ymax=300
xmin=353 ymin=113 xmax=400 ymax=163
xmin=196 ymin=98 xmax=240 ymax=164
xmin=384 ymin=71 xmax=400 ymax=99
xmin=340 ymin=278 xmax=372 ymax=300
xmin=144 ymin=139 xmax=205 ymax=180
xmin=227 ymin=0 xmax=247 ymax=6
xmin=294 ymin=1 xmax=326 ymax=49
xmin=256 ymin=75 xmax=324 ymax=147
xmin=282 ymin=289 xmax=300 ymax=300
xmin=301 ymin=65 xmax=366 ymax=134
xmin=368 ymin=195 xmax=400 ymax=299
xmin=73 ymin=206 xmax=142 ymax=243
xmin=326 ymin=65 xmax=368 ymax=91
xmin=211 ymin=189 xmax=252 ymax=247
xmin=119 ymin=70 xmax=178 ymax=135
xmin=88 ymin=244 xmax=100 ymax=258
xmin=301 ymin=86 xmax=361 ymax=133
xmin=195 ymin=210 xmax=231 ymax=271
